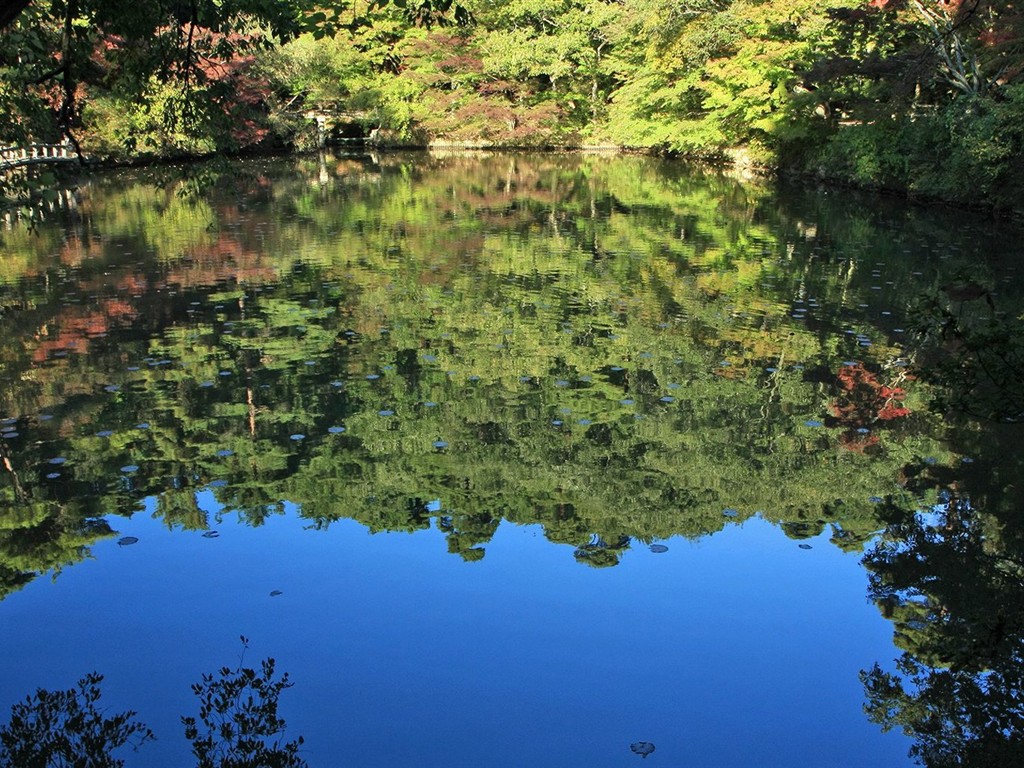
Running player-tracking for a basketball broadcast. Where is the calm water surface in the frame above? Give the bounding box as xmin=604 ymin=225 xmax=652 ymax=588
xmin=1 ymin=153 xmax=1021 ymax=767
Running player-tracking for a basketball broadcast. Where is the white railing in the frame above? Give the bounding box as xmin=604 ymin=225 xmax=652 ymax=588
xmin=0 ymin=142 xmax=81 ymax=172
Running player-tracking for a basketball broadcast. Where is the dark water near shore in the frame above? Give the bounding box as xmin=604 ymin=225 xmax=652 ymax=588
xmin=1 ymin=152 xmax=1021 ymax=766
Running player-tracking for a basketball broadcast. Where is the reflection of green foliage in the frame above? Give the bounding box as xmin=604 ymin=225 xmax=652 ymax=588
xmin=0 ymin=153 xmax=1018 ymax=598
xmin=910 ymin=284 xmax=1024 ymax=423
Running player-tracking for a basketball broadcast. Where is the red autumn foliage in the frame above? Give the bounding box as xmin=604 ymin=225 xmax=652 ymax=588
xmin=833 ymin=363 xmax=911 ymax=422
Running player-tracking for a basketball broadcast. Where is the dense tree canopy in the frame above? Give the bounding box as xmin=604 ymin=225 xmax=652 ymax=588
xmin=1 ymin=0 xmax=1022 ymax=206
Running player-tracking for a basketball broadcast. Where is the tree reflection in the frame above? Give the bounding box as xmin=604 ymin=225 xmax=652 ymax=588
xmin=0 ymin=638 xmax=305 ymax=768
xmin=861 ymin=461 xmax=1024 ymax=766
xmin=0 ymin=672 xmax=154 ymax=768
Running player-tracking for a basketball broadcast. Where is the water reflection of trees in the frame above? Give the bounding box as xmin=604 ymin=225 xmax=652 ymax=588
xmin=858 ymin=278 xmax=1024 ymax=766
xmin=861 ymin=450 xmax=1024 ymax=766
xmin=6 ymin=153 xmax=1017 ymax=597
xmin=0 ymin=639 xmax=305 ymax=768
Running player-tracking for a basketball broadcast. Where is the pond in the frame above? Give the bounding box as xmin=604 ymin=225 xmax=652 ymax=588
xmin=0 ymin=152 xmax=1022 ymax=767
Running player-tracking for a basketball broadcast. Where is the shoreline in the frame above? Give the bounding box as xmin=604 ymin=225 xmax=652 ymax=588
xmin=5 ymin=139 xmax=1019 ymax=219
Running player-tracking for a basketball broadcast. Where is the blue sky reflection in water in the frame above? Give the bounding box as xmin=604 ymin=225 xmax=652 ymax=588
xmin=0 ymin=498 xmax=907 ymax=767
xmin=2 ymin=152 xmax=1023 ymax=766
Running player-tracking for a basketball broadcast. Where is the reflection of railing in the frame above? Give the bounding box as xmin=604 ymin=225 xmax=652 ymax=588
xmin=0 ymin=142 xmax=81 ymax=172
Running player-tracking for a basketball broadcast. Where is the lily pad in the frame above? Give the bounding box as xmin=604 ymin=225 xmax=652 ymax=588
xmin=798 ymin=543 xmax=813 ymax=550
xmin=649 ymin=544 xmax=669 ymax=554
xmin=117 ymin=536 xmax=139 ymax=546
xmin=630 ymin=741 xmax=655 ymax=759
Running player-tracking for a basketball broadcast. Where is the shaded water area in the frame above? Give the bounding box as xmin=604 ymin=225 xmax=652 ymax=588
xmin=0 ymin=152 xmax=1022 ymax=767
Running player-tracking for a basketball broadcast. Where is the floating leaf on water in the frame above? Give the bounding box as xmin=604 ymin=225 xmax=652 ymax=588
xmin=219 ymin=370 xmax=232 ymax=377
xmin=630 ymin=742 xmax=655 ymax=759
xmin=961 ymin=457 xmax=974 ymax=464
xmin=39 ymin=414 xmax=53 ymax=421
xmin=48 ymin=457 xmax=66 ymax=465
xmin=269 ymin=590 xmax=283 ymax=597
xmin=366 ymin=374 xmax=380 ymax=380
xmin=551 ymin=419 xmax=563 ymax=426
xmin=723 ymin=508 xmax=739 ymax=518
xmin=104 ymin=385 xmax=120 ymax=393
xmin=290 ymin=433 xmax=305 ymax=441
xmin=424 ymin=401 xmax=438 ymax=408
xmin=659 ymin=396 xmax=675 ymax=403
xmin=46 ymin=472 xmax=60 ymax=479
xmin=620 ymin=398 xmax=635 ymax=406
xmin=667 ymin=382 xmax=680 ymax=389
xmin=856 ymin=427 xmax=870 ymax=434
xmin=610 ymin=366 xmax=624 ymax=372
xmin=650 ymin=544 xmax=669 ymax=554
xmin=798 ymin=543 xmax=813 ymax=550
xmin=578 ymin=418 xmax=592 ymax=426
xmin=117 ymin=536 xmax=139 ymax=546
xmin=136 ymin=423 xmax=150 ymax=430
xmin=432 ymin=440 xmax=448 ymax=449
xmin=869 ymin=496 xmax=883 ymax=503
xmin=200 ymin=381 xmax=215 ymax=388
xmin=96 ymin=430 xmax=114 ymax=438
xmin=202 ymin=531 xmax=220 ymax=539
xmin=209 ymin=479 xmax=228 ymax=488
xmin=378 ymin=410 xmax=394 ymax=417
xmin=555 ymin=379 xmax=570 ymax=388
xmin=217 ymin=449 xmax=234 ymax=457
xmin=804 ymin=420 xmax=824 ymax=427
xmin=923 ymin=456 xmax=937 ymax=465
xmin=121 ymin=465 xmax=139 ymax=473
xmin=422 ymin=354 xmax=437 ymax=363
xmin=331 ymin=380 xmax=344 ymax=388
xmin=328 ymin=426 xmax=345 ymax=434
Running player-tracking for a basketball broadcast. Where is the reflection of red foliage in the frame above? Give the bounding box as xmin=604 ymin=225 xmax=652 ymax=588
xmin=831 ymin=363 xmax=910 ymax=431
xmin=838 ymin=431 xmax=880 ymax=454
xmin=32 ymin=298 xmax=140 ymax=362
